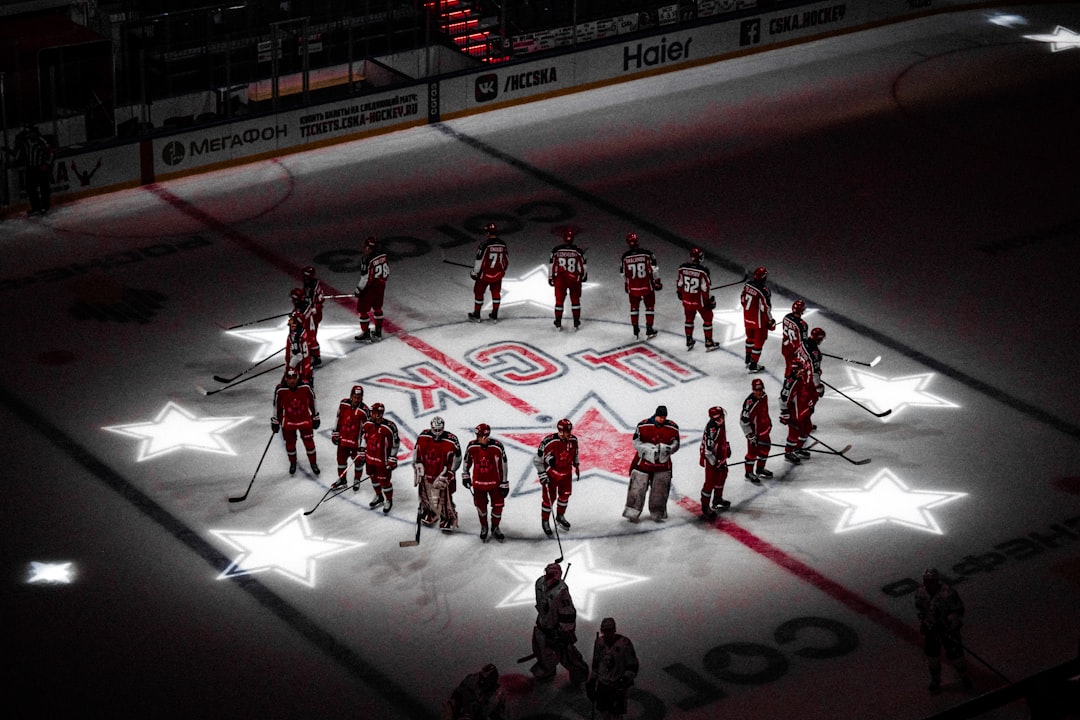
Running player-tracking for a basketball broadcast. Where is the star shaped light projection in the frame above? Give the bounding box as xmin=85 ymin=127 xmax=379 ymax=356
xmin=803 ymin=469 xmax=967 ymax=534
xmin=495 ymin=542 xmax=647 ymax=620
xmin=27 ymin=561 xmax=75 ymax=584
xmin=496 ymin=265 xmax=599 ymax=310
xmin=1023 ymin=25 xmax=1080 ymax=51
xmin=829 ymin=368 xmax=957 ymax=422
xmin=103 ymin=401 xmax=250 ymax=461
xmin=712 ymin=300 xmax=819 ymax=346
xmin=211 ymin=509 xmax=365 ymax=588
xmin=226 ymin=320 xmax=359 ymax=360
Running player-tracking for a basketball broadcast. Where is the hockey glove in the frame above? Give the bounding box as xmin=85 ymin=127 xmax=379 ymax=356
xmin=768 ymin=318 xmax=776 ymax=330
xmin=708 ymin=296 xmax=717 ymax=309
xmin=677 ymin=290 xmax=684 ymax=301
xmin=470 ymin=272 xmax=479 ymax=281
xmin=537 ymin=471 xmax=550 ymax=485
xmin=271 ymin=417 xmax=280 ymax=433
xmin=548 ymin=277 xmax=555 ymax=287
xmin=500 ymin=482 xmax=509 ymax=498
xmin=779 ymin=410 xmax=790 ymax=425
xmin=462 ymin=472 xmax=472 ymax=489
xmin=331 ymin=431 xmax=340 ymax=446
xmin=653 ymin=279 xmax=662 ymax=291
xmin=312 ymin=414 xmax=321 ymax=430
xmin=387 ymin=457 xmax=398 ymax=470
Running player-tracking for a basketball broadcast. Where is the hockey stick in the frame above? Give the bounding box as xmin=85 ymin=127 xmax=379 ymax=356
xmin=711 ymin=271 xmax=749 ymax=293
xmin=228 ymin=432 xmax=276 ymax=503
xmin=807 ymin=434 xmax=871 ymax=465
xmin=821 ymin=351 xmax=881 ymax=368
xmin=303 ymin=456 xmax=360 ymax=515
xmin=821 ymin=380 xmax=892 ymax=418
xmin=960 ymin=641 xmax=1012 ymax=684
xmin=214 ymin=347 xmax=285 ymax=384
xmin=221 ymin=311 xmax=290 ymax=331
xmin=553 ymin=512 xmax=565 ymax=564
xmin=442 ymin=259 xmax=474 ymax=270
xmin=399 ymin=500 xmax=423 ymax=547
xmin=200 ymin=363 xmax=285 ymax=396
xmin=323 ymin=293 xmax=354 ymax=300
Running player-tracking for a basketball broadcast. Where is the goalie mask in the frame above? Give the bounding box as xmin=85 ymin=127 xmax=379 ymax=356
xmin=430 ymin=416 xmax=445 ymax=436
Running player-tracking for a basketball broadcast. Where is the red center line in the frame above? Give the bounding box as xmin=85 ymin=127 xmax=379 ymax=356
xmin=676 ymin=497 xmax=921 ymax=647
xmin=149 ymin=183 xmax=542 ymax=418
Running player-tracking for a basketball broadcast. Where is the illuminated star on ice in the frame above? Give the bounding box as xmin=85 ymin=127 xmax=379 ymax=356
xmin=211 ymin=509 xmax=365 ymax=588
xmin=497 ymin=265 xmax=599 ymax=310
xmin=804 ymin=469 xmax=966 ymax=534
xmin=713 ymin=301 xmax=819 ymax=346
xmin=831 ymin=368 xmax=957 ymax=422
xmin=103 ymin=401 xmax=251 ymax=461
xmin=1023 ymin=25 xmax=1080 ymax=51
xmin=495 ymin=541 xmax=647 ymax=620
xmin=226 ymin=320 xmax=359 ymax=360
xmin=27 ymin=561 xmax=75 ymax=584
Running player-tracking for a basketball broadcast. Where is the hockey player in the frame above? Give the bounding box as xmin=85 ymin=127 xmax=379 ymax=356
xmin=781 ymin=300 xmax=809 ymax=376
xmin=533 ymin=418 xmax=580 ymax=536
xmin=530 ymin=562 xmax=589 ymax=685
xmin=331 ymin=384 xmax=369 ymax=490
xmin=587 ymin=618 xmax=639 ymax=720
xmin=413 ymin=416 xmax=462 ymax=530
xmin=445 ymin=663 xmax=507 ymax=720
xmin=676 ymin=247 xmax=719 ymax=351
xmin=624 ymin=405 xmax=680 ymax=522
xmin=290 ymin=287 xmax=321 ymax=368
xmin=301 ymin=266 xmax=325 ymax=365
xmin=548 ymin=229 xmax=588 ymax=330
xmin=739 ymin=378 xmax=773 ymax=485
xmin=741 ymin=266 xmax=775 ymax=373
xmin=468 ymin=223 xmax=509 ymax=323
xmin=619 ymin=232 xmax=661 ymax=339
xmin=285 ymin=312 xmax=313 ymax=385
xmin=805 ymin=327 xmax=826 ymax=399
xmin=272 ymin=367 xmax=320 ymax=476
xmin=353 ymin=235 xmax=389 ymax=343
xmin=915 ymin=568 xmax=972 ymax=693
xmin=699 ymin=406 xmax=732 ymax=520
xmin=779 ymin=361 xmax=816 ymax=464
xmin=360 ymin=402 xmax=400 ymax=513
xmin=462 ymin=423 xmax=509 ymax=542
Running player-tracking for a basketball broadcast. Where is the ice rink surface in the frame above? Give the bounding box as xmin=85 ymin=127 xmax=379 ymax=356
xmin=5 ymin=4 xmax=1080 ymax=719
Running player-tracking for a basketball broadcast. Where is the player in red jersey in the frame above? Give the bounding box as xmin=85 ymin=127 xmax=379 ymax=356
xmin=414 ymin=416 xmax=463 ymax=530
xmin=290 ymin=287 xmax=321 ymax=369
xmin=741 ymin=266 xmax=775 ymax=373
xmin=360 ymin=402 xmax=400 ymax=513
xmin=620 ymin=232 xmax=662 ymax=340
xmin=468 ymin=223 xmax=510 ymax=323
xmin=780 ymin=360 xmax=817 ymax=464
xmin=353 ymin=235 xmax=389 ymax=343
xmin=462 ymin=423 xmax=510 ymax=542
xmin=330 ymin=384 xmax=369 ymax=490
xmin=548 ymin=229 xmax=588 ymax=330
xmin=676 ymin=247 xmax=719 ymax=351
xmin=284 ymin=312 xmax=313 ymax=385
xmin=624 ymin=405 xmax=680 ymax=522
xmin=699 ymin=405 xmax=732 ymax=520
xmin=805 ymin=327 xmax=826 ymax=399
xmin=301 ymin=266 xmax=325 ymax=366
xmin=781 ymin=300 xmax=809 ymax=376
xmin=533 ymin=418 xmax=580 ymax=536
xmin=739 ymin=378 xmax=773 ymax=485
xmin=272 ymin=367 xmax=320 ymax=476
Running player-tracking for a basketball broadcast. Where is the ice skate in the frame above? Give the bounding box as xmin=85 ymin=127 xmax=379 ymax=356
xmin=555 ymin=515 xmax=571 ymax=531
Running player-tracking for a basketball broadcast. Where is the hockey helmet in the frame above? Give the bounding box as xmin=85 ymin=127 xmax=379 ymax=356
xmin=350 ymin=385 xmax=364 ymax=398
xmin=430 ymin=416 xmax=445 ymax=434
xmin=600 ymin=617 xmax=617 ymax=633
xmin=485 ymin=222 xmax=498 ymax=236
xmin=370 ymin=402 xmax=385 ymax=417
xmin=290 ymin=287 xmax=304 ymax=302
xmin=545 ymin=562 xmax=563 ymax=581
xmin=753 ymin=266 xmax=768 ymax=281
xmin=284 ymin=367 xmax=300 ymax=381
xmin=302 ymin=265 xmax=316 ymax=279
xmin=708 ymin=406 xmax=725 ymax=422
xmin=792 ymin=300 xmax=806 ymax=316
xmin=557 ymin=418 xmax=573 ymax=434
xmin=751 ymin=378 xmax=765 ymax=392
xmin=562 ymin=228 xmax=575 ymax=243
xmin=654 ymin=405 xmax=668 ymax=419
xmin=923 ymin=568 xmax=940 ymax=582
xmin=690 ymin=247 xmax=704 ymax=262
xmin=478 ymin=663 xmax=499 ymax=691
xmin=625 ymin=232 xmax=639 ymax=247
xmin=363 ymin=235 xmax=377 ymax=251
xmin=810 ymin=327 xmax=826 ymax=343
xmin=475 ymin=423 xmax=491 ymax=437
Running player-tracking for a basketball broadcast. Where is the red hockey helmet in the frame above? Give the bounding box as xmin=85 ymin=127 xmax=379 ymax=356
xmin=350 ymin=384 xmax=364 ymax=398
xmin=370 ymin=402 xmax=385 ymax=416
xmin=690 ymin=247 xmax=704 ymax=262
xmin=810 ymin=327 xmax=826 ymax=343
xmin=284 ymin=367 xmax=300 ymax=381
xmin=753 ymin=266 xmax=768 ymax=281
xmin=545 ymin=562 xmax=563 ymax=581
xmin=557 ymin=418 xmax=573 ymax=434
xmin=626 ymin=232 xmax=639 ymax=247
xmin=475 ymin=423 xmax=491 ymax=437
xmin=708 ymin=406 xmax=725 ymax=422
xmin=485 ymin=222 xmax=497 ymax=236
xmin=562 ymin=229 xmax=575 ymax=244
xmin=751 ymin=378 xmax=765 ymax=392
xmin=363 ymin=235 xmax=377 ymax=251
xmin=290 ymin=287 xmax=304 ymax=302
xmin=792 ymin=300 xmax=806 ymax=316
xmin=302 ymin=265 xmax=316 ymax=279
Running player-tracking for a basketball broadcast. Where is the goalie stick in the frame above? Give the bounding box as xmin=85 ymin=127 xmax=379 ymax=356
xmin=399 ymin=500 xmax=424 ymax=547
xmin=199 ymin=363 xmax=285 ymax=396
xmin=228 ymin=432 xmax=276 ymax=503
xmin=807 ymin=434 xmax=871 ymax=465
xmin=821 ymin=380 xmax=892 ymax=418
xmin=214 ymin=347 xmax=284 ymax=384
xmin=821 ymin=351 xmax=881 ymax=368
